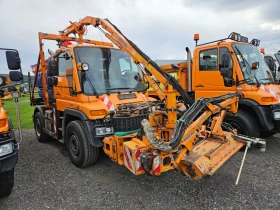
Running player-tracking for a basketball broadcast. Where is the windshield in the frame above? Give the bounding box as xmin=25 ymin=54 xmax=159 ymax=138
xmin=274 ymin=53 xmax=280 ymax=65
xmin=232 ymin=44 xmax=274 ymax=84
xmin=74 ymin=47 xmax=145 ymax=94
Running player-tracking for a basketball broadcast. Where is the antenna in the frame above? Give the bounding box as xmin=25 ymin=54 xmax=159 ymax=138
xmin=270 ymin=44 xmax=277 ymax=51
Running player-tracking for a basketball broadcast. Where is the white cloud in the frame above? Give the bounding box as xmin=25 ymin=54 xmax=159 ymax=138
xmin=0 ymin=0 xmax=279 ymax=74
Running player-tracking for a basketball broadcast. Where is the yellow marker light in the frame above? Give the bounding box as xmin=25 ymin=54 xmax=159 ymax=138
xmin=0 ymin=119 xmax=7 ymax=127
xmin=260 ymin=48 xmax=265 ymax=54
xmin=90 ymin=110 xmax=107 ymax=116
xmin=261 ymin=97 xmax=274 ymax=102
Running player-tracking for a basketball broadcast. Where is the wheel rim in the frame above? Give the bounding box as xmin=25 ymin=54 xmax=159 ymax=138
xmin=69 ymin=132 xmax=80 ymax=159
xmin=227 ymin=120 xmax=244 ymax=134
xmin=35 ymin=119 xmax=41 ymax=137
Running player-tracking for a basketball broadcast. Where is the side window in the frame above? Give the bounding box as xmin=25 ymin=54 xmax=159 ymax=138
xmin=219 ymin=47 xmax=233 ymax=69
xmin=58 ymin=50 xmax=73 ymax=76
xmin=199 ymin=48 xmax=218 ymax=71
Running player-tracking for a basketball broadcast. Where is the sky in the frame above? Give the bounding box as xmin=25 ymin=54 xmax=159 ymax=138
xmin=0 ymin=0 xmax=280 ymax=74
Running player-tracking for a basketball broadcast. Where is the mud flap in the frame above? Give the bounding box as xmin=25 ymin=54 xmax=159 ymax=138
xmin=179 ymin=132 xmax=245 ymax=180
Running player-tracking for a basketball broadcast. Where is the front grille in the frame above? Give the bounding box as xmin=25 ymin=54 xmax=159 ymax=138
xmin=112 ymin=114 xmax=148 ymax=132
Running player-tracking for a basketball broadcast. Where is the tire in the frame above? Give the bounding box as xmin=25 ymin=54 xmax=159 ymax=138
xmin=34 ymin=112 xmax=49 ymax=143
xmin=65 ymin=121 xmax=99 ymax=168
xmin=260 ymin=131 xmax=276 ymax=138
xmin=224 ymin=110 xmax=260 ymax=137
xmin=0 ymin=169 xmax=14 ymax=198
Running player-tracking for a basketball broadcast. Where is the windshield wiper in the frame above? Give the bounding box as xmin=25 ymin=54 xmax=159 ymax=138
xmin=106 ymin=87 xmax=136 ymax=91
xmin=83 ymin=72 xmax=99 ymax=97
xmin=238 ymin=78 xmax=256 ymax=85
xmin=234 ymin=46 xmax=260 ymax=87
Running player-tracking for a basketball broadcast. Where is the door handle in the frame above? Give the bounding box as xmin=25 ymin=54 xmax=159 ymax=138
xmin=196 ymin=84 xmax=204 ymax=87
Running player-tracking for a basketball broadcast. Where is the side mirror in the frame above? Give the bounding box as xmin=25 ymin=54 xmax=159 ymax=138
xmin=9 ymin=71 xmax=23 ymax=82
xmin=222 ymin=53 xmax=230 ymax=68
xmin=48 ymin=59 xmax=58 ymax=76
xmin=250 ymin=62 xmax=259 ymax=80
xmin=47 ymin=77 xmax=58 ymax=86
xmin=251 ymin=62 xmax=259 ymax=70
xmin=6 ymin=51 xmax=21 ymax=70
xmin=64 ymin=53 xmax=70 ymax=61
xmin=224 ymin=77 xmax=234 ymax=87
xmin=220 ymin=53 xmax=232 ymax=77
xmin=278 ymin=66 xmax=280 ymax=72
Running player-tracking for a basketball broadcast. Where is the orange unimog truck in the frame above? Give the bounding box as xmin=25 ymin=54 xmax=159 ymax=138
xmin=150 ymin=33 xmax=280 ymax=138
xmin=0 ymin=48 xmax=23 ymax=197
xmin=28 ymin=17 xmax=264 ymax=181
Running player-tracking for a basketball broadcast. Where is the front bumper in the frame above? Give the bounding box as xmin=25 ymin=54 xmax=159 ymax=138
xmin=0 ymin=131 xmax=18 ymax=173
xmin=83 ymin=114 xmax=148 ymax=147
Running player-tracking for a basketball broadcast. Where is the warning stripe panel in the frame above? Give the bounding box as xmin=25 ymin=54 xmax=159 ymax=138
xmin=124 ymin=147 xmax=132 ymax=170
xmin=100 ymin=96 xmax=115 ymax=111
xmin=260 ymin=85 xmax=280 ymax=103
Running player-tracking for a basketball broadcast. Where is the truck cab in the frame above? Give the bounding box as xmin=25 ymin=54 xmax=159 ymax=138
xmin=151 ymin=32 xmax=280 ymax=137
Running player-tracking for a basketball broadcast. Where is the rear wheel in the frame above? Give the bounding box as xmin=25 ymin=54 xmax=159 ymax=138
xmin=65 ymin=121 xmax=99 ymax=168
xmin=0 ymin=169 xmax=14 ymax=198
xmin=224 ymin=110 xmax=260 ymax=137
xmin=34 ymin=112 xmax=50 ymax=143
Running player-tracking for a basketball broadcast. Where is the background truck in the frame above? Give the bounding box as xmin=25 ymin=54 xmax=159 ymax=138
xmin=149 ymin=33 xmax=280 ymax=138
xmin=25 ymin=16 xmax=264 ymax=181
xmin=260 ymin=48 xmax=280 ymax=81
xmin=0 ymin=48 xmax=23 ymax=197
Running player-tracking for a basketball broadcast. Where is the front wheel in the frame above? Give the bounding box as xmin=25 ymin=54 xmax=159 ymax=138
xmin=224 ymin=110 xmax=260 ymax=137
xmin=0 ymin=169 xmax=14 ymax=198
xmin=65 ymin=121 xmax=99 ymax=168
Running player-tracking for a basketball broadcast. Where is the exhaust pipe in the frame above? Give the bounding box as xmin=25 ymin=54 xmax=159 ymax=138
xmin=186 ymin=47 xmax=192 ymax=92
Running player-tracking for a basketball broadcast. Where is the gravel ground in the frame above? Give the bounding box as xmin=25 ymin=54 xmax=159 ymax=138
xmin=0 ymin=130 xmax=280 ymax=210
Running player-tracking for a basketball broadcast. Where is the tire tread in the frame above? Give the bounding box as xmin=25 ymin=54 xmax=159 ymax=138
xmin=0 ymin=169 xmax=14 ymax=198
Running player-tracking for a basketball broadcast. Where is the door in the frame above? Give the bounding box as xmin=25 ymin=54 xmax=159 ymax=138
xmin=54 ymin=50 xmax=75 ymax=108
xmin=194 ymin=47 xmax=236 ymax=99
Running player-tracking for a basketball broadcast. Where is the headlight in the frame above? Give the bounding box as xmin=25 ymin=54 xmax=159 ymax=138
xmin=273 ymin=111 xmax=280 ymax=120
xmin=0 ymin=143 xmax=13 ymax=157
xmin=95 ymin=127 xmax=114 ymax=136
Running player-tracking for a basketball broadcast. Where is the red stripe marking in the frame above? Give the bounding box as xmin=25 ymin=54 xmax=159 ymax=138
xmin=154 ymin=165 xmax=160 ymax=173
xmin=106 ymin=100 xmax=112 ymax=110
xmin=124 ymin=148 xmax=132 ymax=170
xmin=135 ymin=150 xmax=141 ymax=159
xmin=137 ymin=165 xmax=143 ymax=171
xmin=264 ymin=86 xmax=270 ymax=92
